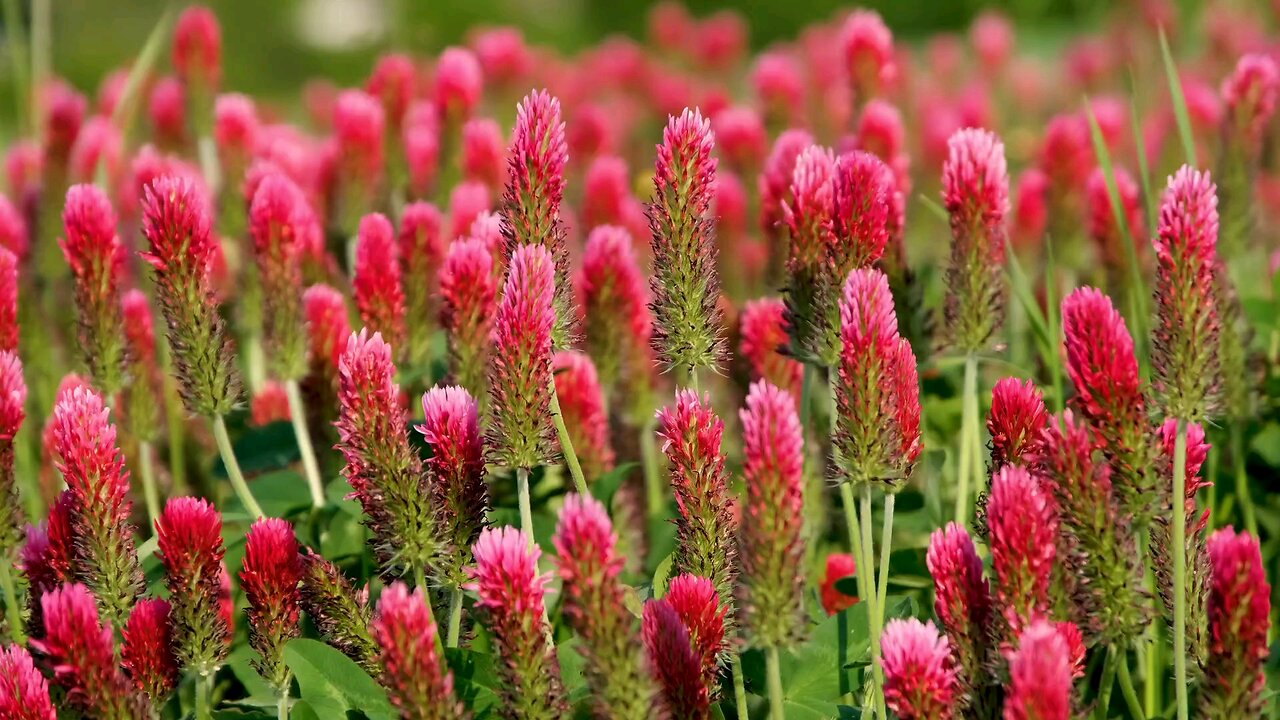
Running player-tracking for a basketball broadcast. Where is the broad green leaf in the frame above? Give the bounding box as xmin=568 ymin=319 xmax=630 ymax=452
xmin=213 ymin=709 xmax=275 ymax=720
xmin=290 ymin=701 xmax=321 ymax=720
xmin=283 ymin=638 xmax=395 ymax=720
xmin=445 ymin=647 xmax=499 ymax=717
xmin=226 ymin=646 xmax=279 ymax=707
xmin=1003 ymin=245 xmax=1053 ymax=359
xmin=1250 ymin=424 xmax=1280 ymax=466
xmin=557 ymin=636 xmax=591 ymax=705
xmin=917 ymin=194 xmax=948 ymax=223
xmin=593 ymin=462 xmax=639 ymax=507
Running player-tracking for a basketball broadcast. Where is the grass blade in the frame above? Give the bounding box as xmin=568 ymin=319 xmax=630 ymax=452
xmin=1159 ymin=28 xmax=1197 ymax=167
xmin=1127 ymin=72 xmax=1159 ymax=234
xmin=111 ymin=7 xmax=174 ymax=144
xmin=1003 ymin=240 xmax=1053 ymax=361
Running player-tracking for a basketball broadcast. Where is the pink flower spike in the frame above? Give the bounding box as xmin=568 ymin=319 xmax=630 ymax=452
xmin=643 ymin=599 xmax=711 ymax=720
xmin=439 ymin=237 xmax=497 ymax=397
xmin=148 ymin=77 xmax=187 ymax=149
xmin=240 ymin=518 xmax=303 ymax=690
xmin=250 ymin=381 xmax=291 ymax=426
xmin=448 ymin=179 xmax=491 ymax=239
xmin=577 ymin=225 xmax=654 ymax=413
xmin=461 ymin=118 xmax=505 ymax=189
xmin=371 ymin=582 xmax=464 ymax=716
xmin=1199 ymin=528 xmax=1271 ymax=716
xmin=354 ymin=212 xmax=406 ymax=355
xmin=552 ymin=351 xmax=614 ymax=478
xmin=155 ymin=496 xmax=230 ymax=675
xmin=1003 ymin=620 xmax=1074 ymax=720
xmin=120 ymin=597 xmax=178 ymax=704
xmin=881 ymin=618 xmax=959 ymax=720
xmin=432 ymin=47 xmax=483 ymax=122
xmin=760 ymin=129 xmax=813 ymax=240
xmin=333 ymin=89 xmax=385 ymax=226
xmin=414 ymin=384 xmax=487 ymax=587
xmin=249 ymin=171 xmax=309 ymax=380
xmin=31 ymin=583 xmax=134 ymax=717
xmin=214 ymin=93 xmax=259 ymax=175
xmin=61 ymin=183 xmax=128 ymax=395
xmin=987 ymin=377 xmax=1048 ymax=470
xmin=1085 ymin=166 xmax=1145 ymax=275
xmin=942 ymin=128 xmax=1009 ymax=352
xmin=0 ymin=644 xmax=56 ymax=720
xmin=0 ymin=251 xmax=16 ymax=352
xmin=173 ymin=5 xmax=221 ymax=90
xmin=926 ymin=522 xmax=991 ymax=705
xmin=739 ymin=298 xmax=803 ymax=399
xmin=471 ymin=27 xmax=531 ymax=85
xmin=302 ymin=283 xmax=351 ymax=372
xmin=398 ymin=201 xmax=445 ymax=367
xmin=987 ymin=466 xmax=1057 ymax=639
xmin=665 ymin=574 xmax=729 ymax=688
xmin=68 ymin=116 xmax=123 ymax=187
xmin=365 ymin=53 xmax=416 ymax=129
xmin=712 ymin=105 xmax=767 ymax=175
xmin=840 ymin=9 xmax=897 ymax=99
xmin=1222 ymin=54 xmax=1280 ymax=153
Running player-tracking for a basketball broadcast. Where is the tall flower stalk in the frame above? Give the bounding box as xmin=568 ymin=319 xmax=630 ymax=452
xmin=240 ymin=518 xmax=303 ymax=717
xmin=60 ymin=184 xmax=127 ymax=397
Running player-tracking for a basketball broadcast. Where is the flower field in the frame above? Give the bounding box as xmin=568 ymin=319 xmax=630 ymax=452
xmin=0 ymin=1 xmax=1277 ymax=719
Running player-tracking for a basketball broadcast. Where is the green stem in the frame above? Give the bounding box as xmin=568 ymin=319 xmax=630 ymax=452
xmin=276 ymin=689 xmax=289 ymax=720
xmin=198 ymin=135 xmax=220 ymax=196
xmin=163 ymin=373 xmax=188 ymax=493
xmin=211 ymin=414 xmax=264 ymax=519
xmin=138 ymin=440 xmax=161 ymax=529
xmin=641 ymin=418 xmax=664 ymax=517
xmin=0 ymin=563 xmax=26 ymax=644
xmin=876 ymin=493 xmax=895 ymax=620
xmin=446 ymin=587 xmax=463 ymax=649
xmin=195 ymin=673 xmax=213 ymax=720
xmin=839 ymin=483 xmax=869 ymax=606
xmin=284 ymin=379 xmax=326 ymax=508
xmin=731 ymin=653 xmax=749 ymax=720
xmin=860 ymin=486 xmax=886 ymax=720
xmin=516 ymin=467 xmax=534 ymax=547
xmin=1095 ymin=645 xmax=1118 ymax=720
xmin=1145 ymin=529 xmax=1162 ymax=717
xmin=413 ymin=563 xmax=445 ymax=656
xmin=1231 ymin=427 xmax=1257 ymax=537
xmin=1172 ymin=420 xmax=1189 ymax=720
xmin=1116 ymin=649 xmax=1146 ymax=720
xmin=956 ymin=354 xmax=978 ymax=525
xmin=766 ymin=646 xmax=785 ymax=719
xmin=548 ymin=382 xmax=589 ymax=497
xmin=799 ymin=364 xmax=815 ymax=439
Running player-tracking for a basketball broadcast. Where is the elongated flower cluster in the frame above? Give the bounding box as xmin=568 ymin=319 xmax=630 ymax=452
xmin=552 ymin=351 xmax=615 ymax=479
xmin=0 ymin=644 xmax=56 ymax=720
xmin=840 ymin=9 xmax=896 ymax=100
xmin=657 ymin=389 xmax=738 ymax=611
xmin=986 ymin=466 xmax=1056 ymax=640
xmin=1222 ymin=54 xmax=1280 ymax=156
xmin=739 ymin=297 xmax=803 ymax=398
xmin=415 ymin=385 xmax=488 ymax=588
xmin=61 ymin=184 xmax=128 ymax=395
xmin=578 ymin=225 xmax=655 ymax=418
xmin=439 ymin=237 xmax=497 ymax=399
xmin=834 ymin=267 xmax=922 ymax=485
xmin=120 ymin=289 xmax=160 ymax=440
xmin=21 ymin=492 xmax=78 ymax=632
xmin=399 ymin=202 xmax=444 ymax=370
xmin=1151 ymin=166 xmax=1220 ymax=423
xmin=553 ymin=494 xmax=654 ymax=718
xmin=1002 ymin=620 xmax=1074 ymax=720
xmin=336 ymin=330 xmax=438 ymax=577
xmin=372 ymin=583 xmax=465 ymax=719
xmin=664 ymin=574 xmax=729 ymax=692
xmin=51 ymin=386 xmax=142 ymax=624
xmin=141 ymin=174 xmax=241 ymax=416
xmin=1153 ymin=419 xmax=1212 ymax=669
xmin=120 ymin=597 xmax=179 ymax=705
xmin=249 ymin=171 xmax=309 ymax=380
xmin=643 ymin=599 xmax=710 ymax=719
xmin=926 ymin=523 xmax=991 ymax=708
xmin=648 ymin=108 xmax=725 ymax=376
xmin=31 ymin=583 xmax=138 ymax=719
xmin=738 ymin=380 xmax=807 ymax=649
xmin=502 ymin=90 xmax=576 ymax=348
xmin=941 ymin=128 xmax=1009 ymax=353
xmin=333 ymin=89 xmax=385 ymax=230
xmin=155 ymin=497 xmax=230 ymax=676
xmin=1198 ymin=528 xmax=1270 ymax=717
xmin=298 ymin=551 xmax=378 ymax=673
xmin=303 ymin=283 xmax=352 ymax=372
xmin=881 ymin=618 xmax=958 ymax=720
xmin=781 ymin=144 xmax=835 ymax=362
xmin=1061 ymin=287 xmax=1158 ymax=523
xmin=240 ymin=518 xmax=303 ymax=691
xmin=354 ymin=212 xmax=406 ymax=354
xmin=488 ymin=244 xmax=558 ymax=470
xmin=987 ymin=377 xmax=1047 ymax=470
xmin=0 ymin=351 xmax=25 ymax=556
xmin=466 ymin=527 xmax=567 ymax=718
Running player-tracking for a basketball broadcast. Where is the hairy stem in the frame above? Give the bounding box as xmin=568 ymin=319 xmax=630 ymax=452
xmin=517 ymin=467 xmax=534 ymax=548
xmin=1116 ymin=648 xmax=1146 ymax=720
xmin=1095 ymin=645 xmax=1118 ymax=720
xmin=211 ymin=414 xmax=264 ymax=519
xmin=284 ymin=379 xmax=326 ymax=508
xmin=1231 ymin=426 xmax=1256 ymax=537
xmin=860 ymin=486 xmax=886 ymax=720
xmin=876 ymin=492 xmax=895 ymax=620
xmin=195 ymin=673 xmax=213 ymax=720
xmin=956 ymin=354 xmax=978 ymax=525
xmin=731 ymin=653 xmax=749 ymax=720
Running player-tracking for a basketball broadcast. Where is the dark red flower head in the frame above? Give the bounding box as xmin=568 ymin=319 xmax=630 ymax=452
xmin=240 ymin=518 xmax=303 ymax=690
xmin=354 ymin=212 xmax=406 ymax=354
xmin=987 ymin=377 xmax=1048 ymax=470
xmin=121 ymin=597 xmax=178 ymax=704
xmin=155 ymin=496 xmax=230 ymax=675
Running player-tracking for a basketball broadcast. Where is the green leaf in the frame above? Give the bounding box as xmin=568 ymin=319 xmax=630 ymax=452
xmin=593 ymin=462 xmax=639 ymax=507
xmin=557 ymin=636 xmax=591 ymax=705
xmin=282 ymin=639 xmax=395 ymax=720
xmin=213 ymin=709 xmax=275 ymax=720
xmin=109 ymin=6 xmax=173 ymax=144
xmin=1250 ymin=423 xmax=1280 ymax=466
xmin=445 ymin=647 xmax=499 ymax=717
xmin=290 ymin=701 xmax=321 ymax=720
xmin=651 ymin=552 xmax=674 ymax=598
xmin=1003 ymin=244 xmax=1053 ymax=359
xmin=245 ymin=470 xmax=314 ymax=519
xmin=219 ymin=421 xmax=301 ymax=477
xmin=1158 ymin=28 xmax=1197 ymax=167
xmin=917 ymin=194 xmax=948 ymax=223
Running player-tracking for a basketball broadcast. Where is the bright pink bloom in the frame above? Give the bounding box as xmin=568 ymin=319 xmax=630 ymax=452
xmin=713 ymin=106 xmax=767 ymax=174
xmin=0 ymin=248 xmax=16 ymax=351
xmin=692 ymin=10 xmax=747 ymax=70
xmin=552 ymin=351 xmax=614 ymax=478
xmin=1222 ymin=54 xmax=1280 ymax=152
xmin=471 ymin=27 xmax=531 ymax=85
xmin=577 ymin=225 xmax=654 ymax=412
xmin=62 ymin=183 xmax=128 ymax=394
xmin=926 ymin=522 xmax=991 ymax=698
xmin=643 ymin=599 xmax=710 ymax=719
xmin=302 ymin=283 xmax=351 ymax=371
xmin=173 ymin=5 xmax=221 ymax=89
xmin=0 ymin=193 xmax=29 ymax=262
xmin=665 ymin=574 xmax=728 ymax=683
xmin=739 ymin=297 xmax=803 ymax=398
xmin=439 ymin=237 xmax=497 ymax=396
xmin=988 ymin=377 xmax=1048 ymax=469
xmin=856 ymin=99 xmax=906 ymax=164
xmin=214 ymin=93 xmax=258 ymax=172
xmin=582 ymin=155 xmax=633 ymax=230
xmin=881 ymin=618 xmax=959 ymax=720
xmin=1200 ymin=528 xmax=1271 ymax=716
xmin=942 ymin=128 xmax=1009 ymax=352
xmin=6 ymin=141 xmax=42 ymax=210
xmin=1012 ymin=168 xmax=1049 ymax=248
xmin=448 ymin=179 xmax=491 ymax=239
xmin=398 ymin=201 xmax=445 ymax=367
xmin=68 ymin=116 xmax=123 ymax=187
xmin=333 ymin=90 xmax=385 ymax=219
xmin=155 ymin=496 xmax=230 ymax=674
xmin=461 ymin=118 xmax=505 ymax=189
xmin=42 ymin=81 xmax=87 ymax=164
xmin=31 ymin=583 xmax=133 ymax=718
xmin=831 ymin=151 xmax=892 ymax=273
xmin=759 ymin=129 xmax=813 ymax=239
xmin=0 ymin=351 xmax=22 ymax=559
xmin=354 ymin=212 xmax=406 ymax=353
xmin=751 ymin=51 xmax=805 ymax=124
xmin=415 ymin=385 xmax=488 ymax=585
xmin=0 ymin=351 xmax=24 ymax=443
xmin=432 ymin=47 xmax=483 ymax=121
xmin=1159 ymin=419 xmax=1212 ymax=531
xmin=403 ymin=102 xmax=440 ymax=199
xmin=970 ymin=11 xmax=1014 ymax=74
xmin=249 ymin=171 xmax=309 ymax=379
xmin=249 ymin=381 xmax=291 ymax=426
xmin=987 ymin=466 xmax=1057 ymax=637
xmin=121 ymin=597 xmax=178 ymax=703
xmin=1085 ymin=166 xmax=1145 ymax=273
xmin=1003 ymin=620 xmax=1074 ymax=720
xmin=0 ymin=644 xmax=56 ymax=720
xmin=365 ymin=53 xmax=416 ymax=128
xmin=840 ymin=10 xmax=897 ymax=98
xmin=820 ymin=553 xmax=859 ymax=614
xmin=371 ymin=583 xmax=463 ymax=716
xmin=241 ymin=518 xmax=303 ymax=689
xmin=148 ymin=77 xmax=187 ymax=149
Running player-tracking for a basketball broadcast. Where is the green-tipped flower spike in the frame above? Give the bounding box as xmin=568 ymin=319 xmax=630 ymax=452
xmin=249 ymin=171 xmax=310 ymax=381
xmin=399 ymin=202 xmax=445 ymax=371
xmin=298 ymin=550 xmax=379 ymax=674
xmin=1151 ymin=166 xmax=1221 ymax=424
xmin=648 ymin=108 xmax=726 ymax=378
xmin=554 ymin=494 xmax=656 ymax=719
xmin=140 ymin=174 xmax=242 ymax=417
xmin=61 ymin=184 xmax=128 ymax=397
xmin=502 ymin=90 xmax=577 ymax=348
xmin=941 ymin=128 xmax=1009 ymax=354
xmin=439 ymin=237 xmax=497 ymax=401
xmin=155 ymin=497 xmax=231 ymax=677
xmin=738 ymin=380 xmax=808 ymax=650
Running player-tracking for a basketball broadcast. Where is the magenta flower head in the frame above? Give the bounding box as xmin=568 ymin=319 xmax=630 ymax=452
xmin=121 ymin=289 xmax=161 ymax=439
xmin=0 ymin=247 xmax=17 ymax=352
xmin=1222 ymin=54 xmax=1280 ymax=156
xmin=759 ymin=129 xmax=813 ymax=242
xmin=712 ymin=105 xmax=767 ymax=175
xmin=582 ymin=155 xmax=634 ymax=230
xmin=835 ymin=267 xmax=922 ymax=485
xmin=987 ymin=377 xmax=1048 ymax=470
xmin=155 ymin=497 xmax=230 ymax=676
xmin=665 ymin=573 xmax=729 ymax=687
xmin=926 ymin=523 xmax=991 ymax=707
xmin=250 ymin=381 xmax=291 ymax=426
xmin=578 ymin=225 xmax=655 ymax=417
xmin=249 ymin=171 xmax=309 ymax=380
xmin=0 ymin=644 xmax=56 ymax=720
xmin=647 ymin=108 xmax=726 ymax=377
xmin=1061 ymin=287 xmax=1157 ymax=522
xmin=657 ymin=390 xmax=738 ymax=612
xmin=365 ymin=53 xmax=416 ymax=130
xmin=414 ymin=385 xmax=488 ymax=589
xmin=51 ymin=385 xmax=142 ymax=623
xmin=403 ymin=101 xmax=440 ymax=200
xmin=987 ymin=465 xmax=1056 ymax=640
xmin=214 ymin=93 xmax=258 ymax=177
xmin=173 ymin=6 xmax=221 ymax=96
xmin=1002 ymin=619 xmax=1074 ymax=720
xmin=553 ymin=494 xmax=655 ymax=716
xmin=941 ymin=128 xmax=1009 ymax=353
xmin=141 ymin=174 xmax=241 ymax=416
xmin=881 ymin=618 xmax=959 ymax=720
xmin=739 ymin=297 xmax=803 ymax=399
xmin=399 ymin=201 xmax=445 ymax=369
xmin=462 ymin=117 xmax=505 ymax=189
xmin=61 ymin=184 xmax=128 ymax=395
xmin=1151 ymin=166 xmax=1221 ymax=423
xmin=68 ymin=115 xmax=123 ymax=187
xmin=333 ymin=89 xmax=386 ymax=230
xmin=439 ymin=237 xmax=497 ymax=399
xmin=738 ymin=380 xmax=807 ymax=649
xmin=336 ymin=330 xmax=438 ymax=578
xmin=840 ymin=9 xmax=897 ymax=100
xmin=240 ymin=518 xmax=303 ymax=691
xmin=371 ymin=582 xmax=465 ymax=718
xmin=488 ymin=244 xmax=558 ymax=470
xmin=0 ymin=351 xmax=25 ymax=555
xmin=1199 ymin=528 xmax=1270 ymax=716
xmin=121 ymin=597 xmax=179 ymax=705
xmin=643 ymin=599 xmax=711 ymax=720
xmin=830 ymin=150 xmax=892 ymax=275
xmin=751 ymin=51 xmax=804 ymax=126
xmin=302 ymin=283 xmax=351 ymax=375
xmin=1085 ymin=166 xmax=1145 ymax=281
xmin=148 ymin=77 xmax=187 ymax=150
xmin=466 ymin=527 xmax=567 ymax=716
xmin=31 ymin=583 xmax=137 ymax=719
xmin=21 ymin=492 xmax=77 ymax=629
xmin=432 ymin=47 xmax=483 ymax=123
xmin=354 ymin=212 xmax=406 ymax=355
xmin=501 ymin=90 xmax=576 ymax=349
xmin=298 ymin=551 xmax=378 ymax=673
xmin=552 ymin=351 xmax=615 ymax=479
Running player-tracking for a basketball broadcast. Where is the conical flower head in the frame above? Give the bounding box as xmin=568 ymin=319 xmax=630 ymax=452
xmin=249 ymin=171 xmax=309 ymax=380
xmin=465 ymin=527 xmax=567 ymax=718
xmin=1198 ymin=528 xmax=1270 ymax=717
xmin=31 ymin=583 xmax=138 ymax=719
xmin=140 ymin=174 xmax=241 ymax=416
xmin=21 ymin=491 xmax=78 ymax=631
xmin=333 ymin=89 xmax=385 ymax=229
xmin=414 ymin=385 xmax=488 ymax=588
xmin=553 ymin=494 xmax=655 ymax=718
xmin=1151 ymin=165 xmax=1220 ymax=423
xmin=647 ymin=108 xmax=726 ymax=376
xmin=552 ymin=351 xmax=615 ymax=479
xmin=0 ymin=351 xmax=25 ymax=555
xmin=1222 ymin=54 xmax=1280 ymax=155
xmin=738 ymin=380 xmax=807 ymax=649
xmin=121 ymin=289 xmax=160 ymax=440
xmin=758 ymin=129 xmax=812 ymax=242
xmin=240 ymin=518 xmax=303 ymax=691
xmin=881 ymin=618 xmax=959 ymax=720
xmin=439 ymin=237 xmax=497 ymax=399
xmin=0 ymin=644 xmax=56 ymax=720
xmin=354 ymin=212 xmax=406 ymax=354
xmin=987 ymin=466 xmax=1056 ymax=640
xmin=1002 ymin=620 xmax=1074 ymax=720
xmin=502 ymin=90 xmax=577 ymax=348
xmin=298 ymin=551 xmax=378 ymax=673
xmin=987 ymin=377 xmax=1048 ymax=470
xmin=942 ymin=128 xmax=1009 ymax=353
xmin=121 ymin=597 xmax=179 ymax=705
xmin=578 ymin=225 xmax=655 ymax=417
xmin=657 ymin=390 xmax=737 ymax=612
xmin=51 ymin=386 xmax=142 ymax=624
xmin=739 ymin=298 xmax=803 ymax=399
xmin=155 ymin=496 xmax=230 ymax=676
xmin=303 ymin=283 xmax=351 ymax=372
xmin=372 ymin=582 xmax=466 ymax=719
xmin=643 ymin=599 xmax=710 ymax=720
xmin=665 ymin=574 xmax=729 ymax=690
xmin=61 ymin=184 xmax=128 ymax=395
xmin=926 ymin=523 xmax=991 ymax=707
xmin=781 ymin=146 xmax=835 ymax=358
xmin=173 ymin=5 xmax=221 ymax=92
xmin=840 ymin=9 xmax=897 ymax=99
xmin=0 ymin=246 xmax=16 ymax=351
xmin=399 ymin=201 xmax=445 ymax=369
xmin=488 ymin=244 xmax=558 ymax=470
xmin=336 ymin=330 xmax=437 ymax=577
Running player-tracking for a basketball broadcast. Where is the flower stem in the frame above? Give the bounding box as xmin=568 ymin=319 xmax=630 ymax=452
xmin=276 ymin=690 xmax=289 ymax=720
xmin=1230 ymin=426 xmax=1256 ymax=537
xmin=876 ymin=492 xmax=895 ymax=620
xmin=413 ymin=563 xmax=445 ymax=656
xmin=956 ymin=354 xmax=978 ymax=525
xmin=516 ymin=467 xmax=534 ymax=547
xmin=446 ymin=586 xmax=463 ymax=648
xmin=860 ymin=486 xmax=886 ymax=720
xmin=284 ymin=379 xmax=326 ymax=508
xmin=138 ymin=440 xmax=161 ymax=529
xmin=766 ymin=646 xmax=785 ymax=719
xmin=549 ymin=382 xmax=589 ymax=497
xmin=1171 ymin=419 xmax=1189 ymax=720
xmin=1095 ymin=645 xmax=1118 ymax=720
xmin=1116 ymin=648 xmax=1146 ymax=720
xmin=0 ymin=562 xmax=26 ymax=645
xmin=211 ymin=414 xmax=264 ymax=519
xmin=641 ymin=417 xmax=664 ymax=517
xmin=163 ymin=372 xmax=188 ymax=493
xmin=839 ymin=483 xmax=869 ymax=607
xmin=731 ymin=653 xmax=749 ymax=720
xmin=195 ymin=673 xmax=213 ymax=720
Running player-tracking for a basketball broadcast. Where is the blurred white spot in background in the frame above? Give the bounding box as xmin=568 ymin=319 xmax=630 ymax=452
xmin=295 ymin=0 xmax=387 ymax=51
